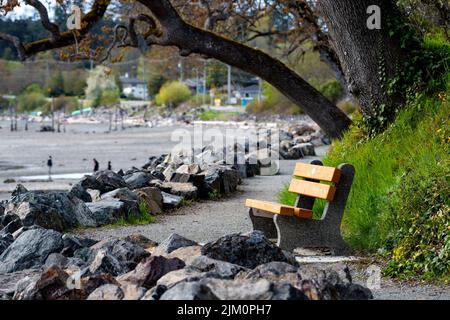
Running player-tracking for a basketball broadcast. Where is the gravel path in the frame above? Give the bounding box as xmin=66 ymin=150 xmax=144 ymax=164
xmin=75 ymin=148 xmax=327 ymax=243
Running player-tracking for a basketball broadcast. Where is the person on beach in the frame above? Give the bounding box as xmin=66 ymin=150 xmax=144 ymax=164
xmin=47 ymin=156 xmax=53 ymax=181
xmin=108 ymin=161 xmax=112 ymax=171
xmin=93 ymin=158 xmax=99 ymax=172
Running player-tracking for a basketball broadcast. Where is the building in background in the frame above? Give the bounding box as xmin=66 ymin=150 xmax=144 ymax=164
xmin=119 ymin=73 xmax=148 ymax=100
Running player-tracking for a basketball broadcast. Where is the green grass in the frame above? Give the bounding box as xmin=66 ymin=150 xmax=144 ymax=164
xmin=279 ymin=97 xmax=450 ymax=255
xmin=113 ymin=201 xmax=156 ymax=226
xmin=198 ymin=110 xmax=239 ymax=121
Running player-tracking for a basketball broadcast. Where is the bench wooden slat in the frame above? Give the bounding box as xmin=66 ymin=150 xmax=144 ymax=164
xmin=293 ymin=163 xmax=341 ymax=183
xmin=245 ymin=199 xmax=313 ymax=219
xmin=288 ymin=179 xmax=336 ymax=201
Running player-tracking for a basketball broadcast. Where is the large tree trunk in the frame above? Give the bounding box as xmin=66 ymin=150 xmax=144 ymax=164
xmin=318 ymin=0 xmax=413 ymax=119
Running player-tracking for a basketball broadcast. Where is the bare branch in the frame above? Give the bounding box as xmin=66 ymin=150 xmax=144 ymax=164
xmin=25 ymin=0 xmax=60 ymax=41
xmin=0 ymin=32 xmax=26 ymax=60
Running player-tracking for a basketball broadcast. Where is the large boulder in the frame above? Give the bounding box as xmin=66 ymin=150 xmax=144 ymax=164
xmin=161 ymin=192 xmax=183 ymax=209
xmin=0 ymin=228 xmax=64 ymax=273
xmin=199 ymin=165 xmax=240 ymax=196
xmin=134 ymin=187 xmax=163 ymax=215
xmin=117 ymin=256 xmax=185 ymax=289
xmin=87 ymin=239 xmax=150 ymax=276
xmin=85 ymin=199 xmax=128 ymax=225
xmin=160 ymin=182 xmax=197 ymax=200
xmin=201 ymin=231 xmax=296 ymax=269
xmin=159 ymin=278 xmax=306 ymax=300
xmin=0 ymin=233 xmax=14 ymax=255
xmin=124 ymin=172 xmax=152 ymax=190
xmin=4 ymin=190 xmax=97 ymax=231
xmin=87 ymin=284 xmax=124 ymax=300
xmin=80 ymin=171 xmax=127 ymax=194
xmin=68 ymin=183 xmax=92 ymax=203
xmin=153 ymin=233 xmax=198 ymax=256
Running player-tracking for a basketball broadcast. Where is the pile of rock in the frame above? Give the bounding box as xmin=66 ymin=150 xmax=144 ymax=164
xmin=0 ymin=146 xmax=247 ymax=233
xmin=277 ymin=122 xmax=330 ymax=160
xmin=0 ymin=230 xmax=372 ymax=300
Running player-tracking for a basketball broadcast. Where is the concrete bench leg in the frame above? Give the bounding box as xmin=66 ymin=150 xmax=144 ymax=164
xmin=248 ymin=208 xmax=278 ymax=239
xmin=274 ymin=215 xmax=350 ymax=255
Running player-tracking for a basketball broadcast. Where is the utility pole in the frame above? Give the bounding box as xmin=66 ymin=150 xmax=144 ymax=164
xmin=13 ymin=104 xmax=17 ymax=131
xmin=51 ymin=96 xmax=55 ymax=132
xmin=203 ymin=60 xmax=207 ymax=106
xmin=227 ymin=65 xmax=231 ymax=105
xmin=179 ymin=58 xmax=184 ymax=82
xmin=9 ymin=103 xmax=13 ymax=131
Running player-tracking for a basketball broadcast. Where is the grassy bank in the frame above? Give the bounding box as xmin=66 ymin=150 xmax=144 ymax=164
xmin=279 ymin=92 xmax=449 ymax=279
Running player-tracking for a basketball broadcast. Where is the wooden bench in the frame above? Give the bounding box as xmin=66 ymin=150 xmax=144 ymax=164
xmin=245 ymin=160 xmax=355 ymax=255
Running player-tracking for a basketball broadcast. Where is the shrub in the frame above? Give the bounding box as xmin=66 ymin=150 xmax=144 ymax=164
xmin=155 ymin=81 xmax=191 ymax=108
xmin=17 ymin=85 xmax=48 ymax=112
xmin=247 ymin=82 xmax=301 ymax=115
xmin=318 ymin=79 xmax=345 ymax=103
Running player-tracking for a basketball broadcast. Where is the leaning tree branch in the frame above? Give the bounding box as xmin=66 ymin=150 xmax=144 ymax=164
xmin=25 ymin=0 xmax=60 ymax=41
xmin=0 ymin=32 xmax=26 ymax=60
xmin=137 ymin=0 xmax=351 ymax=139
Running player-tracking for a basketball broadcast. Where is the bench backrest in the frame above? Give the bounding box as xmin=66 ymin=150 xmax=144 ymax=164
xmin=288 ymin=163 xmax=342 ymax=202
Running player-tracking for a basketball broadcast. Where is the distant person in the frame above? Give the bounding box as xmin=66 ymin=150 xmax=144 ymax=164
xmin=93 ymin=158 xmax=99 ymax=172
xmin=108 ymin=161 xmax=112 ymax=171
xmin=47 ymin=156 xmax=53 ymax=181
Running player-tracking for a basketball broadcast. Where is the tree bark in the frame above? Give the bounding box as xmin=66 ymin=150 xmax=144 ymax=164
xmin=318 ymin=0 xmax=413 ymax=118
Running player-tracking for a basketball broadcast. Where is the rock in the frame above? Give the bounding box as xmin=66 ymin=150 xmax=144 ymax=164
xmin=161 ymin=192 xmax=183 ymax=209
xmin=0 ymin=215 xmax=22 ymax=234
xmin=204 ymin=278 xmax=307 ymax=300
xmin=237 ymin=262 xmax=299 ymax=284
xmin=0 ymin=233 xmax=14 ymax=255
xmin=163 ymin=166 xmax=175 ymax=181
xmin=122 ymin=234 xmax=158 ymax=250
xmin=117 ymin=256 xmax=185 ymax=289
xmin=166 ymin=246 xmax=202 ymax=265
xmin=189 ymin=256 xmax=248 ymax=279
xmin=120 ymin=283 xmax=147 ymax=300
xmin=68 ymin=183 xmax=92 ymax=203
xmin=12 ymin=265 xmax=88 ymax=300
xmin=87 ymin=239 xmax=150 ymax=276
xmin=135 ymin=187 xmax=163 ymax=215
xmin=296 ymin=264 xmax=373 ymax=300
xmin=160 ymin=182 xmax=197 ymax=200
xmin=43 ymin=253 xmax=69 ymax=269
xmin=5 ymin=191 xmax=97 ymax=231
xmin=199 ymin=165 xmax=240 ymax=196
xmin=279 ymin=130 xmax=294 ymax=141
xmin=124 ymin=172 xmax=152 ymax=189
xmin=159 ymin=281 xmax=219 ymax=300
xmin=80 ymin=171 xmax=127 ymax=194
xmin=201 ymin=231 xmax=296 ymax=269
xmin=176 ymin=164 xmax=201 ymax=175
xmin=85 ymin=199 xmax=127 ymax=225
xmin=87 ymin=284 xmax=124 ymax=300
xmin=11 ymin=184 xmax=28 ymax=197
xmin=39 ymin=125 xmax=54 ymax=132
xmin=61 ymin=234 xmax=97 ymax=257
xmin=159 ymin=278 xmax=306 ymax=300
xmin=290 ymin=123 xmax=316 ymax=136
xmin=150 ymin=170 xmax=165 ymax=181
xmin=292 ymin=143 xmax=316 ymax=156
xmin=0 ymin=228 xmax=64 ymax=273
xmin=153 ymin=233 xmax=198 ymax=255
xmin=87 ymin=189 xmax=101 ymax=202
xmin=101 ymin=188 xmax=138 ymax=202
